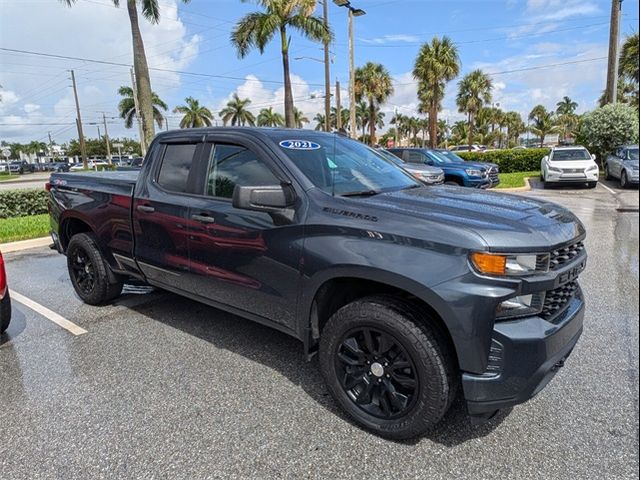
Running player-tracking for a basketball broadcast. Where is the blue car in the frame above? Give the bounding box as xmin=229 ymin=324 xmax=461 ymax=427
xmin=388 ymin=148 xmax=500 ymax=188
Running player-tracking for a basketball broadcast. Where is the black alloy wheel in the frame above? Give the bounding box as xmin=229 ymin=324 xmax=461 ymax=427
xmin=335 ymin=327 xmax=418 ymax=419
xmin=69 ymin=249 xmax=96 ymax=295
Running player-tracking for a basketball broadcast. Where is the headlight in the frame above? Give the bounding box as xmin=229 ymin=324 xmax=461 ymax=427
xmin=470 ymin=252 xmax=549 ymax=276
xmin=586 ymin=164 xmax=599 ymax=172
xmin=496 ymin=292 xmax=545 ymax=319
xmin=548 ymin=166 xmax=562 ymax=173
xmin=465 ymin=168 xmax=485 ymax=177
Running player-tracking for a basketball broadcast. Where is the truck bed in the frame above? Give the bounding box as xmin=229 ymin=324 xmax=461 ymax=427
xmin=50 ymin=170 xmax=139 ymax=192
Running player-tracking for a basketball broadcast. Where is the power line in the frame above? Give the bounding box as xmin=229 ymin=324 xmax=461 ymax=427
xmin=0 ymin=47 xmax=326 ymax=87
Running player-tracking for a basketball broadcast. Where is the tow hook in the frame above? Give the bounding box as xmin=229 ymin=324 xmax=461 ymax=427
xmin=552 ymin=358 xmax=566 ymax=371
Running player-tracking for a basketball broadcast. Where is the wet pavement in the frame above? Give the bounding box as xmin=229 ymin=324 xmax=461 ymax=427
xmin=1 ymin=185 xmax=638 ymax=479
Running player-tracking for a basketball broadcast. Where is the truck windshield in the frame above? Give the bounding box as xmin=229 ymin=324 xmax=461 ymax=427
xmin=274 ymin=134 xmax=419 ymax=196
xmin=552 ymin=150 xmax=591 ymax=161
xmin=433 ymin=150 xmax=464 ymax=163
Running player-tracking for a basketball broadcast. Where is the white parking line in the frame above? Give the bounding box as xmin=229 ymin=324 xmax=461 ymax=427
xmin=599 ymin=182 xmax=618 ymax=195
xmin=10 ymin=290 xmax=87 ymax=336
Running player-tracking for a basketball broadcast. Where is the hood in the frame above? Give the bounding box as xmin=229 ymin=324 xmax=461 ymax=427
xmin=548 ymin=159 xmax=595 ymax=169
xmin=403 ymin=164 xmax=444 ymax=175
xmin=350 ymin=185 xmax=585 ymax=250
xmin=442 ymin=160 xmax=497 ymax=171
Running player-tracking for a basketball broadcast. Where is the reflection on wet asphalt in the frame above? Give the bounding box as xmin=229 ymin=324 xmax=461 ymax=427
xmin=0 ymin=185 xmax=638 ymax=480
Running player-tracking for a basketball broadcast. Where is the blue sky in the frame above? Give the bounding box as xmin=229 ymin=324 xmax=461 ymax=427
xmin=1 ymin=0 xmax=638 ymax=143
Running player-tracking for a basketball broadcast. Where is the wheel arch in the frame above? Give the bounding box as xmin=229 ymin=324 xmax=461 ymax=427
xmin=59 ymin=214 xmax=94 ymax=252
xmin=302 ymin=268 xmax=458 ymax=367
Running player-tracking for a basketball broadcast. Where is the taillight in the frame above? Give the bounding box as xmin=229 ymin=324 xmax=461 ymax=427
xmin=0 ymin=251 xmax=6 ymax=294
xmin=45 ymin=182 xmax=52 ymax=192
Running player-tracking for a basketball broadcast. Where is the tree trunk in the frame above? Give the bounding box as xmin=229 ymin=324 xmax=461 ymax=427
xmin=369 ymin=101 xmax=376 ymax=145
xmin=540 ymin=132 xmax=545 ymax=148
xmin=429 ymin=103 xmax=437 ymax=148
xmin=280 ymin=27 xmax=295 ymax=128
xmin=127 ymin=0 xmax=154 ymax=152
xmin=468 ymin=111 xmax=474 ymax=149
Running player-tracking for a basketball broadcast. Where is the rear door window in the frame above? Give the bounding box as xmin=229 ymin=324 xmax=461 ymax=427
xmin=157 ymin=143 xmax=198 ymax=193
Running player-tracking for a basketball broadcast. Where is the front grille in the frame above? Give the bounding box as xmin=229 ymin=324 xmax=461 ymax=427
xmin=540 ymin=280 xmax=579 ymax=320
xmin=561 ymin=168 xmax=584 ymax=174
xmin=549 ymin=241 xmax=585 ymax=270
xmin=488 ymin=166 xmax=499 ymax=183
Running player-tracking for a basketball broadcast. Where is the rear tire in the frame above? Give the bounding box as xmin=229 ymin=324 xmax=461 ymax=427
xmin=319 ymin=296 xmax=455 ymax=440
xmin=67 ymin=233 xmax=123 ymax=305
xmin=0 ymin=292 xmax=11 ymax=334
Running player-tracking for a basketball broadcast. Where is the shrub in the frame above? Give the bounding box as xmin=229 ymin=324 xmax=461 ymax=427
xmin=0 ymin=189 xmax=49 ymax=219
xmin=456 ymin=148 xmax=549 ymax=173
xmin=578 ymin=104 xmax=640 ymax=162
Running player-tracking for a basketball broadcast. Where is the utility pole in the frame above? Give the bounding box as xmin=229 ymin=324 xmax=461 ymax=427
xmin=335 ymin=79 xmax=342 ymax=131
xmin=70 ymin=70 xmax=88 ymax=169
xmin=605 ymin=0 xmax=623 ymax=104
xmin=322 ymin=0 xmax=331 ymax=132
xmin=348 ymin=9 xmax=356 ymax=139
xmin=130 ymin=68 xmax=146 ymax=155
xmin=102 ymin=112 xmax=112 ymax=164
xmin=48 ymin=131 xmax=54 ymax=161
xmin=97 ymin=126 xmax=101 ymax=139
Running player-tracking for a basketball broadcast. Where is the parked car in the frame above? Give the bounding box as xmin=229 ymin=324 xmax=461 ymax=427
xmin=0 ymin=250 xmax=11 ymax=335
xmin=541 ymin=146 xmax=599 ymax=189
xmin=51 ymin=162 xmax=71 ymax=173
xmin=0 ymin=162 xmax=8 ymax=172
xmin=377 ymin=148 xmax=444 ymax=185
xmin=70 ymin=160 xmax=110 ymax=171
xmin=9 ymin=160 xmax=35 ymax=174
xmin=388 ymin=147 xmax=500 ymax=188
xmin=49 ymin=128 xmax=587 ymax=439
xmin=449 ymin=144 xmax=486 ymax=153
xmin=130 ymin=157 xmax=144 ymax=168
xmin=605 ymin=145 xmax=639 ymax=188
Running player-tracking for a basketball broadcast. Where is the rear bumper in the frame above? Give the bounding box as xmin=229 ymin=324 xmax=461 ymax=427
xmin=462 ymin=292 xmax=584 ymax=419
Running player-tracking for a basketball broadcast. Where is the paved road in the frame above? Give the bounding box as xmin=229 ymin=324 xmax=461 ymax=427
xmin=0 ymin=173 xmax=50 ymax=191
xmin=1 ymin=185 xmax=638 ymax=479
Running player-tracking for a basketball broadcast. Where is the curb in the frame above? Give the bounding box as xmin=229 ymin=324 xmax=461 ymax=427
xmin=0 ymin=236 xmax=51 ymax=253
xmin=496 ymin=176 xmax=534 ymax=192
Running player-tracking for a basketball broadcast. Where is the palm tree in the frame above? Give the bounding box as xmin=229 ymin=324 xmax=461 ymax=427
xmin=61 ymin=0 xmax=191 ymax=151
xmin=413 ymin=36 xmax=460 ymax=148
xmin=330 ymin=106 xmax=350 ymax=131
xmin=230 ymin=0 xmax=331 ymax=128
xmin=117 ymin=86 xmax=167 ymax=129
xmin=356 ymin=101 xmax=368 ymax=138
xmin=556 ymin=96 xmax=578 ymax=116
xmin=528 ymin=106 xmax=558 ymax=147
xmin=456 ymin=69 xmax=493 ymax=149
xmin=619 ymin=33 xmax=639 ymax=85
xmin=173 ymin=97 xmax=214 ymax=128
xmin=354 ymin=62 xmax=394 ymax=145
xmin=257 ymin=107 xmax=284 ymax=127
xmin=219 ymin=94 xmax=256 ymax=126
xmin=293 ymin=107 xmax=309 ymax=128
xmin=504 ymin=111 xmax=525 ymax=147
xmin=451 ymin=120 xmax=469 ymax=146
xmin=313 ymin=113 xmax=326 ymax=131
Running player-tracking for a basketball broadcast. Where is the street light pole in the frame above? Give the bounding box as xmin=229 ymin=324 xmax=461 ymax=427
xmin=348 ymin=9 xmax=356 ymax=139
xmin=323 ymin=0 xmax=331 ymax=132
xmin=605 ymin=0 xmax=623 ymax=104
xmin=334 ymin=1 xmax=365 ymax=139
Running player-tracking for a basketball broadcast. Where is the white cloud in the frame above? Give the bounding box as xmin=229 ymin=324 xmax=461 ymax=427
xmin=361 ymin=34 xmax=420 ymax=45
xmin=0 ymin=0 xmax=200 ymax=142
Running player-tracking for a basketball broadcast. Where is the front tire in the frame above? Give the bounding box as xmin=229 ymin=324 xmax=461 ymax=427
xmin=319 ymin=296 xmax=454 ymax=440
xmin=0 ymin=292 xmax=11 ymax=334
xmin=621 ymin=170 xmax=628 ymax=189
xmin=604 ymin=163 xmax=612 ymax=180
xmin=67 ymin=233 xmax=123 ymax=305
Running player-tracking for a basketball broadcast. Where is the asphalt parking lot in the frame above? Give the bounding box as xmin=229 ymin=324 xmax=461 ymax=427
xmin=1 ymin=183 xmax=638 ymax=479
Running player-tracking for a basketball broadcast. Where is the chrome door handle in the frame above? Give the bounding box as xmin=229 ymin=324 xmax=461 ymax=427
xmin=137 ymin=205 xmax=155 ymax=213
xmin=191 ymin=214 xmax=216 ymax=224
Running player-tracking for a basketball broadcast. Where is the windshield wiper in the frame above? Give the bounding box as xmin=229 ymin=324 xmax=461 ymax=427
xmin=340 ymin=189 xmax=381 ymax=197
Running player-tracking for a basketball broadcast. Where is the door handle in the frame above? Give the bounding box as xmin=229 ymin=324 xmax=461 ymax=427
xmin=137 ymin=205 xmax=155 ymax=213
xmin=191 ymin=214 xmax=216 ymax=224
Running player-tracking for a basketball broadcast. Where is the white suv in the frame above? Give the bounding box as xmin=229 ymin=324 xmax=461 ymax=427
xmin=541 ymin=146 xmax=599 ymax=189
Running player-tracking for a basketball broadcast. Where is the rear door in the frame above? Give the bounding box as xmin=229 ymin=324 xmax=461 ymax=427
xmin=185 ymin=135 xmax=305 ymax=330
xmin=133 ymin=138 xmax=204 ymax=289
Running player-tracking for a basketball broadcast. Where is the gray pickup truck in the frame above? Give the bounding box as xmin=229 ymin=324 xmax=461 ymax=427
xmin=48 ymin=128 xmax=586 ymax=439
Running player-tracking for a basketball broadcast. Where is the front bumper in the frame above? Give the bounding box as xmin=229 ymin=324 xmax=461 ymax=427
xmin=462 ymin=291 xmax=584 ymax=419
xmin=545 ymin=171 xmax=599 ymax=183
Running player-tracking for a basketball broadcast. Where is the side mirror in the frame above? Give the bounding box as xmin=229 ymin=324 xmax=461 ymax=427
xmin=232 ymin=184 xmax=295 ymax=212
xmin=542 ymin=155 xmax=548 ymax=162
xmin=591 ymin=154 xmax=596 ymax=161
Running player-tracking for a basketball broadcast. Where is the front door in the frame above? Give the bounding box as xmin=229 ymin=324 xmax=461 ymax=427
xmin=133 ymin=140 xmax=203 ymax=289
xmin=186 ymin=139 xmax=304 ymax=330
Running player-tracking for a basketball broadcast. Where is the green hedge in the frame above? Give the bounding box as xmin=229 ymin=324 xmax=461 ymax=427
xmin=456 ymin=148 xmax=550 ymax=173
xmin=0 ymin=189 xmax=49 ymax=219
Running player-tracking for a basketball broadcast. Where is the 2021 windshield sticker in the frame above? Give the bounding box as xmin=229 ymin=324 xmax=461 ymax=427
xmin=279 ymin=140 xmax=321 ymax=150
